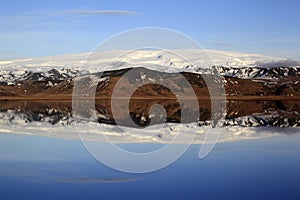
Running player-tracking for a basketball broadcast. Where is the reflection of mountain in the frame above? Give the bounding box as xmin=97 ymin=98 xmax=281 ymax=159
xmin=0 ymin=100 xmax=299 ymax=128
xmin=0 ymin=101 xmax=74 ymax=126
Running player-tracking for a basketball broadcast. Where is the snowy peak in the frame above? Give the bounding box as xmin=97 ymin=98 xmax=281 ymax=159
xmin=0 ymin=68 xmax=84 ymax=85
xmin=196 ymin=66 xmax=300 ymax=79
xmin=0 ymin=49 xmax=298 ymax=72
xmin=1 ymin=66 xmax=300 ymax=85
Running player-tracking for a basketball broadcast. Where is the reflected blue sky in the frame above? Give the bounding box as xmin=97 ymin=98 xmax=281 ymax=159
xmin=1 ymin=133 xmax=300 ymax=200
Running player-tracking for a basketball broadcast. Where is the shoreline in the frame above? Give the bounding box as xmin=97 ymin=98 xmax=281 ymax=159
xmin=0 ymin=95 xmax=300 ymax=101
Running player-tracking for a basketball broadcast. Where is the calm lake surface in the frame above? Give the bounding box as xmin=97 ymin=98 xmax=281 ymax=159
xmin=1 ymin=100 xmax=300 ymax=200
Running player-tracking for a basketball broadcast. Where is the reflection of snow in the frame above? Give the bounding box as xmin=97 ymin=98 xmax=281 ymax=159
xmin=1 ymin=119 xmax=298 ymax=144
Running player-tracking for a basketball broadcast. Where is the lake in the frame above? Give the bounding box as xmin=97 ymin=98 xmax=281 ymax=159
xmin=0 ymin=100 xmax=299 ymax=200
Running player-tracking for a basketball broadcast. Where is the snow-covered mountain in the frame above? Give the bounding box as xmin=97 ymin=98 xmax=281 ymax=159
xmin=0 ymin=49 xmax=298 ymax=72
xmin=0 ymin=49 xmax=299 ymax=85
xmin=1 ymin=66 xmax=299 ymax=86
xmin=196 ymin=66 xmax=300 ymax=79
xmin=0 ymin=68 xmax=84 ymax=85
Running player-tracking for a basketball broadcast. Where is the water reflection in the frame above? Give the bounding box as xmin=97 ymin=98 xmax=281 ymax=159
xmin=0 ymin=100 xmax=299 ymax=127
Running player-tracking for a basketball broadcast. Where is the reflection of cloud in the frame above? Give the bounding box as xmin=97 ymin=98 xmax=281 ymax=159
xmin=257 ymin=127 xmax=300 ymax=136
xmin=255 ymin=59 xmax=300 ymax=68
xmin=61 ymin=9 xmax=142 ymax=16
xmin=61 ymin=177 xmax=140 ymax=183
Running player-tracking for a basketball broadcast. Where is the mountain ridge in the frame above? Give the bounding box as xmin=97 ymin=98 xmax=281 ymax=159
xmin=0 ymin=66 xmax=299 ymax=99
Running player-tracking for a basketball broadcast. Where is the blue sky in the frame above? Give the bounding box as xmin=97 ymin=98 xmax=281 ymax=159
xmin=0 ymin=0 xmax=299 ymax=59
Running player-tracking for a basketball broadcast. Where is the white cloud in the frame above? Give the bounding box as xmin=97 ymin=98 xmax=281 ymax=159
xmin=254 ymin=59 xmax=300 ymax=67
xmin=61 ymin=9 xmax=142 ymax=16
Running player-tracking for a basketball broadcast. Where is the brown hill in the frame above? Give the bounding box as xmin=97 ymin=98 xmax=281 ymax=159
xmin=0 ymin=67 xmax=299 ymax=100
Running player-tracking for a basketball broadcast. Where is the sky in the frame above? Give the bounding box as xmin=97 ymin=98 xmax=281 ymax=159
xmin=0 ymin=0 xmax=299 ymax=60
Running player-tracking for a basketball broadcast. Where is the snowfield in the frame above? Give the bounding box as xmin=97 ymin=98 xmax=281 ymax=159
xmin=0 ymin=49 xmax=288 ymax=73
